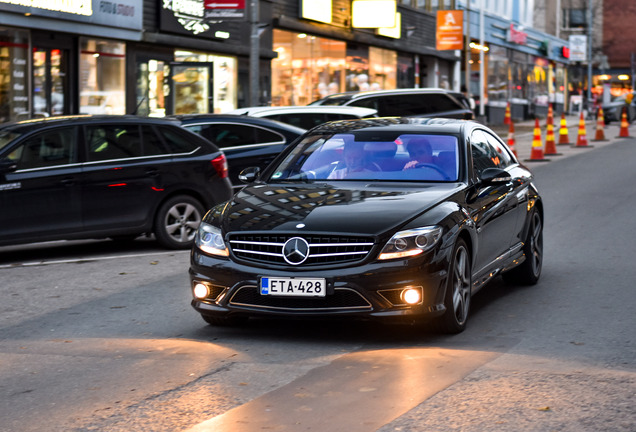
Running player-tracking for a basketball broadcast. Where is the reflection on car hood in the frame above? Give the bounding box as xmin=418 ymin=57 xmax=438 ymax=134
xmin=216 ymin=182 xmax=463 ymax=236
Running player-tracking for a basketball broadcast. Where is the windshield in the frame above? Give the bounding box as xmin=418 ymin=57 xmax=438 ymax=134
xmin=0 ymin=130 xmax=22 ymax=154
xmin=269 ymin=132 xmax=460 ymax=182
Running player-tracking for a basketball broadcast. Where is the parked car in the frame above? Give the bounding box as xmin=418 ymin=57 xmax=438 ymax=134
xmin=309 ymin=88 xmax=475 ymax=120
xmin=0 ymin=115 xmax=233 ymax=249
xmin=170 ymin=114 xmax=306 ymax=188
xmin=226 ymin=106 xmax=378 ymax=129
xmin=189 ymin=117 xmax=543 ymax=333
xmin=602 ymin=92 xmax=635 ymax=124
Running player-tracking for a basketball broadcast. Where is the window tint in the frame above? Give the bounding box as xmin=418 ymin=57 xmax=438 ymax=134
xmin=471 ymin=130 xmax=511 ymax=175
xmin=141 ymin=126 xmax=168 ymax=156
xmin=352 ymin=93 xmax=462 ymax=116
xmin=14 ymin=127 xmax=76 ymax=169
xmin=158 ymin=126 xmax=199 ymax=153
xmin=86 ymin=125 xmax=142 ymax=162
xmin=187 ymin=123 xmax=283 ymax=149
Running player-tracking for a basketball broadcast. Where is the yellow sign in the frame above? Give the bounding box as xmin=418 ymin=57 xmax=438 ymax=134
xmin=0 ymin=0 xmax=92 ymax=15
xmin=436 ymin=10 xmax=464 ymax=51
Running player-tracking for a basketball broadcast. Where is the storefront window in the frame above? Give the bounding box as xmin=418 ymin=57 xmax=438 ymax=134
xmin=136 ymin=60 xmax=169 ymax=117
xmin=174 ymin=50 xmax=237 ymax=113
xmin=511 ymin=51 xmax=529 ymax=100
xmin=486 ymin=45 xmax=508 ymax=103
xmin=0 ymin=27 xmax=29 ymax=122
xmin=80 ymin=38 xmax=126 ymax=115
xmin=272 ymin=29 xmax=347 ymax=106
xmin=369 ymin=47 xmax=397 ymax=91
xmin=554 ymin=64 xmax=566 ymax=106
xmin=530 ymin=57 xmax=549 ymax=107
xmin=346 ymin=43 xmax=369 ymax=92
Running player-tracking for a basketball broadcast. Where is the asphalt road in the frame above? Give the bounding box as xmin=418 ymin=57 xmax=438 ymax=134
xmin=0 ymin=137 xmax=635 ymax=432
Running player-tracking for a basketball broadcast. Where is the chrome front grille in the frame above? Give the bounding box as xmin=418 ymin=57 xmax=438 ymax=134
xmin=229 ymin=286 xmax=372 ymax=311
xmin=228 ymin=234 xmax=374 ymax=266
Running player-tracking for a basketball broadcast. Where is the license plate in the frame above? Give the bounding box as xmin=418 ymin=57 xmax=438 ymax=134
xmin=260 ymin=277 xmax=326 ymax=297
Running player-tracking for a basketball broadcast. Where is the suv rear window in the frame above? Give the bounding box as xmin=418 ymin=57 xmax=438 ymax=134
xmin=352 ymin=94 xmax=462 ymax=116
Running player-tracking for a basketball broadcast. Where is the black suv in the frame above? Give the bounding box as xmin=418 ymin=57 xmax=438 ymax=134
xmin=0 ymin=115 xmax=233 ymax=249
xmin=309 ymin=88 xmax=475 ymax=120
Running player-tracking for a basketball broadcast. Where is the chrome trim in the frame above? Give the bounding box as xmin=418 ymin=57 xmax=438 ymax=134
xmin=229 ymin=286 xmax=373 ymax=311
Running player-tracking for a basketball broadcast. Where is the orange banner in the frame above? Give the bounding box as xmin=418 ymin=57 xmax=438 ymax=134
xmin=436 ymin=10 xmax=464 ymax=51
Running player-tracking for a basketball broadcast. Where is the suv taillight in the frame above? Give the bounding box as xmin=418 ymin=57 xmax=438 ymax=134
xmin=211 ymin=154 xmax=229 ymax=179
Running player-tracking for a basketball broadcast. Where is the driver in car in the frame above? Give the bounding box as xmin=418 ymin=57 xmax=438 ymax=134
xmin=403 ymin=137 xmax=433 ymax=170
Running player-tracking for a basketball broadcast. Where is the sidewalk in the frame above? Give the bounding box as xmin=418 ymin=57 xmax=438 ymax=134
xmin=487 ymin=114 xmax=635 ymax=162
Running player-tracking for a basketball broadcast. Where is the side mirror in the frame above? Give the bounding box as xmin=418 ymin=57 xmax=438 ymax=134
xmin=238 ymin=166 xmax=261 ymax=184
xmin=479 ymin=167 xmax=511 ymax=185
xmin=0 ymin=158 xmax=18 ymax=174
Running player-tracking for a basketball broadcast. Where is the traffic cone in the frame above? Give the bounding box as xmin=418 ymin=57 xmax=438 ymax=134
xmin=525 ymin=118 xmax=550 ymax=162
xmin=544 ymin=106 xmax=561 ymax=155
xmin=507 ymin=120 xmax=517 ymax=157
xmin=504 ymin=102 xmax=511 ymax=125
xmin=617 ymin=107 xmax=632 ymax=138
xmin=558 ymin=112 xmax=571 ymax=145
xmin=574 ymin=110 xmax=592 ymax=148
xmin=592 ymin=107 xmax=607 ymax=141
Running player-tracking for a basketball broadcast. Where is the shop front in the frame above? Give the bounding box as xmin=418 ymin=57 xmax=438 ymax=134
xmin=463 ymin=13 xmax=570 ymax=124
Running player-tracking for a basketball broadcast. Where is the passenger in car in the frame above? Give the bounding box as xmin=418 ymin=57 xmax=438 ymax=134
xmin=328 ymin=140 xmax=375 ymax=179
xmin=403 ymin=136 xmax=433 ymax=170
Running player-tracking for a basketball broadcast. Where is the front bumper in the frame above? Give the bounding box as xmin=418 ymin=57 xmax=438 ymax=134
xmin=189 ymin=247 xmax=451 ymax=323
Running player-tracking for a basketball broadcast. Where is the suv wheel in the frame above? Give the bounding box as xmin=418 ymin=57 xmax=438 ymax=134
xmin=154 ymin=195 xmax=204 ymax=249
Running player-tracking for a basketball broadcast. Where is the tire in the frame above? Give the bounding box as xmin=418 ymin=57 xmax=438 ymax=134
xmin=436 ymin=238 xmax=471 ymax=334
xmin=503 ymin=209 xmax=543 ymax=285
xmin=154 ymin=195 xmax=204 ymax=249
xmin=201 ymin=314 xmax=248 ymax=327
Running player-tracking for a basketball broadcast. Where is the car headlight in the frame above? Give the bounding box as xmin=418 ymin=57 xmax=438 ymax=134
xmin=195 ymin=222 xmax=229 ymax=257
xmin=378 ymin=226 xmax=443 ymax=260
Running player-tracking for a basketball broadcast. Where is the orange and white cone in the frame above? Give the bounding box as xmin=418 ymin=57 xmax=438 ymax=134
xmin=592 ymin=107 xmax=607 ymax=141
xmin=504 ymin=102 xmax=511 ymax=125
xmin=525 ymin=118 xmax=550 ymax=162
xmin=574 ymin=111 xmax=591 ymax=147
xmin=558 ymin=112 xmax=571 ymax=145
xmin=544 ymin=106 xmax=560 ymax=155
xmin=507 ymin=120 xmax=517 ymax=157
xmin=617 ymin=107 xmax=632 ymax=138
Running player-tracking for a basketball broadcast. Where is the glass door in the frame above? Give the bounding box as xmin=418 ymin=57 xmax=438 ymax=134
xmin=33 ymin=47 xmax=68 ymax=117
xmin=135 ymin=59 xmax=169 ymax=117
xmin=170 ymin=62 xmax=214 ymax=114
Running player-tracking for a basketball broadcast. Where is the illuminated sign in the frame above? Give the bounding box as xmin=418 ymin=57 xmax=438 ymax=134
xmin=0 ymin=0 xmax=92 ymax=15
xmin=377 ymin=11 xmax=400 ymax=39
xmin=351 ymin=0 xmax=396 ymax=28
xmin=507 ymin=23 xmax=527 ymax=45
xmin=204 ymin=0 xmax=245 ymax=20
xmin=561 ymin=46 xmax=570 ymax=59
xmin=436 ymin=10 xmax=463 ymax=50
xmin=300 ymin=0 xmax=332 ymax=24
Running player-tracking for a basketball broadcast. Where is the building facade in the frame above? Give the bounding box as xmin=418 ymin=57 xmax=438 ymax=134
xmin=0 ymin=0 xmax=571 ymax=125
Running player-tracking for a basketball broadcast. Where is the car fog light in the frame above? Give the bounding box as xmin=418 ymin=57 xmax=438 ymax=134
xmin=193 ymin=283 xmax=209 ymax=299
xmin=402 ymin=288 xmax=421 ymax=305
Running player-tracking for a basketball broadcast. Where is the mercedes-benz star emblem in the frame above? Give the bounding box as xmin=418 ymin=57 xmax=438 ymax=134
xmin=282 ymin=237 xmax=310 ymax=265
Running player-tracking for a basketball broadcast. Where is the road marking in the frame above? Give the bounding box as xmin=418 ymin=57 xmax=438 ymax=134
xmin=0 ymin=250 xmax=189 ymax=269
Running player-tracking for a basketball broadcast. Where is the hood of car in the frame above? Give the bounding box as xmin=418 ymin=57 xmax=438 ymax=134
xmin=213 ymin=183 xmax=463 ymax=236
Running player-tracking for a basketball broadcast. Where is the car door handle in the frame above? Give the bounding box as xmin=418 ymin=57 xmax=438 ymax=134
xmin=60 ymin=177 xmax=76 ymax=186
xmin=145 ymin=168 xmax=159 ymax=177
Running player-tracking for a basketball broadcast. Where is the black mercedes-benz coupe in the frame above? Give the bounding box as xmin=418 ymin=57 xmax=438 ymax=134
xmin=189 ymin=118 xmax=543 ymax=333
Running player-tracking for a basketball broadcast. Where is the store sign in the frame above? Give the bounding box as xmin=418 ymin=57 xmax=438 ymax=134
xmin=436 ymin=10 xmax=463 ymax=50
xmin=204 ymin=0 xmax=245 ymax=20
xmin=377 ymin=11 xmax=401 ymax=39
xmin=507 ymin=23 xmax=527 ymax=45
xmin=0 ymin=0 xmax=142 ymax=30
xmin=351 ymin=0 xmax=396 ymax=28
xmin=568 ymin=35 xmax=587 ymax=62
xmin=300 ymin=0 xmax=332 ymax=24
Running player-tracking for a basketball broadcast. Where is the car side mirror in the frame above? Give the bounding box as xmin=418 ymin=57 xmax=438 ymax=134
xmin=0 ymin=158 xmax=18 ymax=174
xmin=238 ymin=166 xmax=261 ymax=184
xmin=479 ymin=167 xmax=511 ymax=185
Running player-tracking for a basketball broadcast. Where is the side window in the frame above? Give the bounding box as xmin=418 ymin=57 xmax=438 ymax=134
xmin=86 ymin=125 xmax=142 ymax=162
xmin=15 ymin=127 xmax=76 ymax=169
xmin=142 ymin=126 xmax=169 ymax=156
xmin=471 ymin=130 xmax=502 ymax=176
xmin=158 ymin=126 xmax=199 ymax=153
xmin=350 ymin=98 xmax=378 ymax=111
xmin=484 ymin=131 xmax=514 ymax=168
